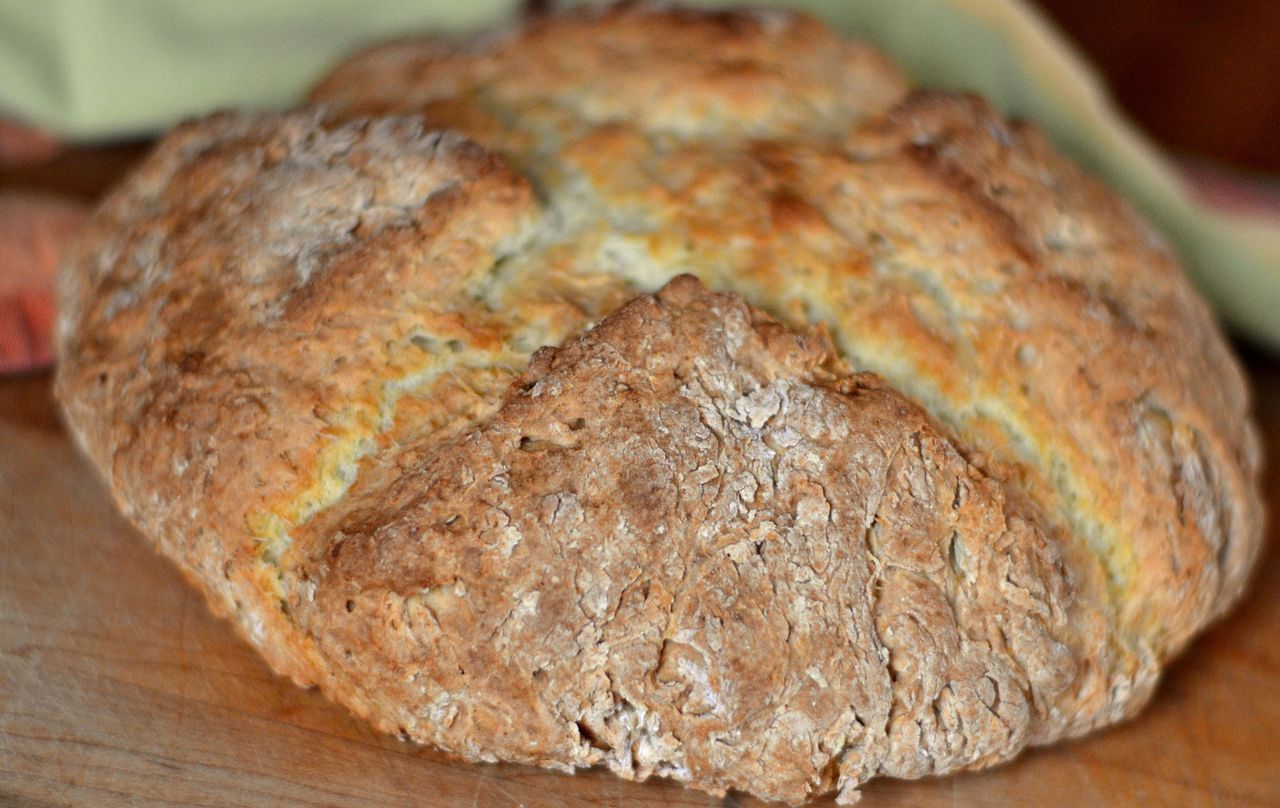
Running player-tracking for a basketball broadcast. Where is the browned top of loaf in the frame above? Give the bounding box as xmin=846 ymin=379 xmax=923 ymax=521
xmin=55 ymin=2 xmax=1263 ymax=804
xmin=310 ymin=1 xmax=1261 ymax=656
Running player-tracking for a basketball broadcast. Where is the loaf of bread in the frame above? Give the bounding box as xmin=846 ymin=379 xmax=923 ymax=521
xmin=56 ymin=4 xmax=1262 ymax=804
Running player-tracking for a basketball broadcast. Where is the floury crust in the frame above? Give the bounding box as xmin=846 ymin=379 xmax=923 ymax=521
xmin=57 ymin=4 xmax=1262 ymax=803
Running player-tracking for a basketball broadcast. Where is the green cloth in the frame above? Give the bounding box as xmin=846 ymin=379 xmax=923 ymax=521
xmin=0 ymin=0 xmax=520 ymax=137
xmin=2 ymin=0 xmax=1278 ymax=348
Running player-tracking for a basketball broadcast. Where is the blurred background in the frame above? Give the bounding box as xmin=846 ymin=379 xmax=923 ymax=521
xmin=1040 ymin=0 xmax=1280 ymax=218
xmin=4 ymin=0 xmax=1277 ymax=191
xmin=1040 ymin=0 xmax=1279 ymax=176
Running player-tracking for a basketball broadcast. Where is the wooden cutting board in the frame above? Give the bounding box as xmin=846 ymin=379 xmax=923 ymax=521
xmin=2 ymin=358 xmax=1279 ymax=808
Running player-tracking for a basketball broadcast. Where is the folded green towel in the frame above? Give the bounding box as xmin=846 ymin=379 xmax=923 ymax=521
xmin=2 ymin=0 xmax=1277 ymax=348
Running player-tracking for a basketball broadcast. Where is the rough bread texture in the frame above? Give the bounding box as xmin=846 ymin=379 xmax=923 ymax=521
xmin=56 ymin=3 xmax=1262 ymax=804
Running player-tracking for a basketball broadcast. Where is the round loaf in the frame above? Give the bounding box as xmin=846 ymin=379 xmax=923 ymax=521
xmin=56 ymin=4 xmax=1262 ymax=804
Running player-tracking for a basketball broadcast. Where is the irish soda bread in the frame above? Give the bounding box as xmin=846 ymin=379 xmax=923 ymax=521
xmin=56 ymin=3 xmax=1262 ymax=803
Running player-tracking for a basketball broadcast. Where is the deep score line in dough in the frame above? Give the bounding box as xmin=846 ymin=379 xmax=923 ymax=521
xmin=54 ymin=4 xmax=1263 ymax=804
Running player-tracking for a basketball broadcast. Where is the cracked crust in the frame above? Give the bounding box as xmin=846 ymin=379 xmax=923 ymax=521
xmin=56 ymin=109 xmax=537 ymax=681
xmin=298 ymin=275 xmax=1102 ymax=803
xmin=56 ymin=3 xmax=1262 ymax=804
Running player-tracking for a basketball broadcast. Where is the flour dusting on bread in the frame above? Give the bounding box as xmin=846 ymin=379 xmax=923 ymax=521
xmin=57 ymin=4 xmax=1262 ymax=804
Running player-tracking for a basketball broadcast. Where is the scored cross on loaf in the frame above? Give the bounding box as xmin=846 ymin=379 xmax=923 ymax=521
xmin=56 ymin=4 xmax=1262 ymax=804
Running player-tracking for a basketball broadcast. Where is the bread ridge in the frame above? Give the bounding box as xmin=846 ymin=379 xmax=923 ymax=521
xmin=310 ymin=1 xmax=1262 ymax=657
xmin=56 ymin=3 xmax=1263 ymax=804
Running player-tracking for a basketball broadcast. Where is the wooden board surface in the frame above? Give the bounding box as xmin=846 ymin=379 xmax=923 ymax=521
xmin=1 ymin=356 xmax=1279 ymax=808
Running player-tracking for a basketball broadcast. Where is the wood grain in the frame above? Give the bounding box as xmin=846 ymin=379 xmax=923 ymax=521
xmin=1 ymin=358 xmax=1278 ymax=808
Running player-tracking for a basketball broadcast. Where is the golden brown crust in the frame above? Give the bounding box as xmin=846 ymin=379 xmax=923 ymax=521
xmin=56 ymin=109 xmax=537 ymax=685
xmin=297 ymin=275 xmax=1115 ymax=804
xmin=309 ymin=2 xmax=908 ymax=143
xmin=57 ymin=3 xmax=1262 ymax=804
